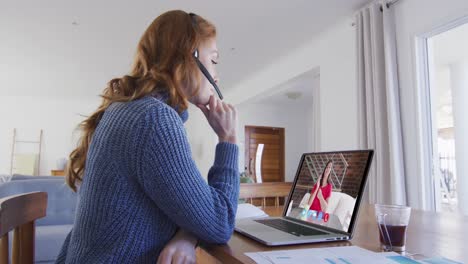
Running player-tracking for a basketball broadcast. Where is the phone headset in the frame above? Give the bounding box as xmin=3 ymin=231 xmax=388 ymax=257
xmin=189 ymin=12 xmax=223 ymax=100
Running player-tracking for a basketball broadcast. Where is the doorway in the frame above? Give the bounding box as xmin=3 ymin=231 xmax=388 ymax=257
xmin=244 ymin=126 xmax=285 ymax=183
xmin=417 ymin=18 xmax=468 ymax=214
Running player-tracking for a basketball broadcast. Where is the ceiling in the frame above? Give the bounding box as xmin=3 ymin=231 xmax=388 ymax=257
xmin=246 ymin=68 xmax=319 ymax=107
xmin=0 ymin=0 xmax=371 ymax=97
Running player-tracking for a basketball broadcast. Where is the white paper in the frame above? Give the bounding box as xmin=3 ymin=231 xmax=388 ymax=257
xmin=245 ymin=246 xmax=419 ymax=264
xmin=236 ymin=203 xmax=269 ymax=220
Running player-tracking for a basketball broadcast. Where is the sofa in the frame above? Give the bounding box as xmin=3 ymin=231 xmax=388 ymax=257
xmin=298 ymin=191 xmax=356 ymax=231
xmin=325 ymin=191 xmax=356 ymax=231
xmin=0 ymin=176 xmax=77 ymax=263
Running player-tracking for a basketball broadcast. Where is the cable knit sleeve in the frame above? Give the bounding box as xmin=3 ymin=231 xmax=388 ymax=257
xmin=136 ymin=105 xmax=239 ymax=244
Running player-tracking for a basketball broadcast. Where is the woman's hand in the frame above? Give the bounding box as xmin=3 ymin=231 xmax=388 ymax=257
xmin=308 ymin=179 xmax=321 ymax=204
xmin=157 ymin=230 xmax=197 ymax=264
xmin=197 ymin=95 xmax=237 ymax=144
xmin=317 ymin=189 xmax=328 ymax=211
xmin=317 ymin=189 xmax=324 ymax=201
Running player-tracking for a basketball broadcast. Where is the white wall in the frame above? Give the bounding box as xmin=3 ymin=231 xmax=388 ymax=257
xmin=434 ymin=67 xmax=452 ymax=129
xmin=226 ymin=19 xmax=358 ymax=152
xmin=450 ymin=61 xmax=468 ymax=215
xmin=237 ymin=103 xmax=312 ymax=182
xmin=0 ymin=96 xmax=100 ymax=175
xmin=393 ymin=0 xmax=468 ymax=209
xmin=0 ymin=95 xmax=220 ymax=179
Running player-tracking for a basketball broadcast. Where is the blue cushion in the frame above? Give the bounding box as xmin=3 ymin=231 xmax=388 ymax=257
xmin=36 ymin=225 xmax=73 ymax=262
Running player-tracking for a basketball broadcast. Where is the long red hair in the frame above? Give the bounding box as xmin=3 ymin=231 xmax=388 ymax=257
xmin=66 ymin=10 xmax=216 ymax=191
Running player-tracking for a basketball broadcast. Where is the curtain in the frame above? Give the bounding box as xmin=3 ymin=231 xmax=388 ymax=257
xmin=356 ymin=1 xmax=407 ymax=205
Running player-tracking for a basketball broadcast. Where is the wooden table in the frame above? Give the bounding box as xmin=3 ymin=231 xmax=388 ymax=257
xmin=200 ymin=204 xmax=468 ymax=263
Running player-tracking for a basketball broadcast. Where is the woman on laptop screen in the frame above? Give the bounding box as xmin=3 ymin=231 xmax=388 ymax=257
xmin=308 ymin=161 xmax=333 ymax=212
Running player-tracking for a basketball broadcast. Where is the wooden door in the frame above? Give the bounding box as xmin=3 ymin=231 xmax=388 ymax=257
xmin=244 ymin=126 xmax=285 ymax=182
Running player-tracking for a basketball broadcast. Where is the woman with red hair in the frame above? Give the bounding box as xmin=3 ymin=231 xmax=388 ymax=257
xmin=57 ymin=10 xmax=238 ymax=264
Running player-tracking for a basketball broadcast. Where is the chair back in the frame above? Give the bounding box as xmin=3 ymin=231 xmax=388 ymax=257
xmin=239 ymin=182 xmax=292 ymax=208
xmin=0 ymin=179 xmax=76 ymax=226
xmin=0 ymin=192 xmax=47 ymax=264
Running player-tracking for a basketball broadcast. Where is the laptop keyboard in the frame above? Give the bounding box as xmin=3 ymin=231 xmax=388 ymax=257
xmin=255 ymin=218 xmax=328 ymax=237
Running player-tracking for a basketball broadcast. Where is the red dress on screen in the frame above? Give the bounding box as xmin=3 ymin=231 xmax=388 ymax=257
xmin=309 ymin=183 xmax=332 ymax=212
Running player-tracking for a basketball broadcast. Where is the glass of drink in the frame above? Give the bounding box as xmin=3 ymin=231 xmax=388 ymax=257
xmin=374 ymin=204 xmax=411 ymax=252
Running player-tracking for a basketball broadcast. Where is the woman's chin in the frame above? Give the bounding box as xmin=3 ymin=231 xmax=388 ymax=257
xmin=188 ymin=96 xmax=209 ymax=107
xmin=200 ymin=96 xmax=212 ymax=105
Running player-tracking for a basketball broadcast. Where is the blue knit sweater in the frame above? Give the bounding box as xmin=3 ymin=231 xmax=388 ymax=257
xmin=56 ymin=96 xmax=239 ymax=263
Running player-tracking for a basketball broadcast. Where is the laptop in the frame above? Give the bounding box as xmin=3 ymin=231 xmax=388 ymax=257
xmin=235 ymin=150 xmax=374 ymax=246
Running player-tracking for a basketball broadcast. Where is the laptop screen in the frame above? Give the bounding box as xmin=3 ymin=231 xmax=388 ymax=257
xmin=284 ymin=150 xmax=373 ymax=234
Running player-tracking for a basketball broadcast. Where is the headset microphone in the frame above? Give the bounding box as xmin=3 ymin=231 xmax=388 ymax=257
xmin=193 ymin=49 xmax=223 ymax=100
